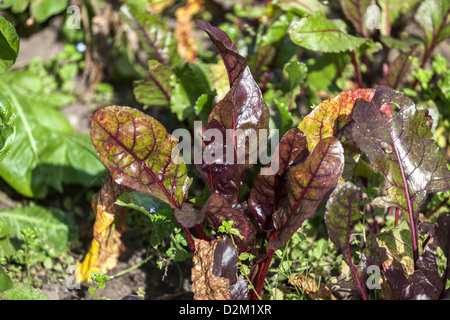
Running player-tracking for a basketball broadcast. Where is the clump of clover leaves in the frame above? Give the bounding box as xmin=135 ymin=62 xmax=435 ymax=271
xmin=89 ymin=20 xmax=450 ymax=300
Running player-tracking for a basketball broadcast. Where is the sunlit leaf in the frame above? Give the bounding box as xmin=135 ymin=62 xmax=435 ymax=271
xmin=248 ymin=128 xmax=308 ymax=232
xmin=299 ymin=88 xmax=375 ymax=151
xmin=269 ymin=137 xmax=344 ymax=250
xmin=351 ymin=86 xmax=450 ymax=263
xmin=289 ymin=12 xmax=368 ymax=53
xmin=90 ymin=106 xmax=193 ymax=209
xmin=133 ymin=60 xmax=172 ymax=108
xmin=0 ymin=15 xmax=19 ymax=74
xmin=77 ymin=177 xmax=128 ymax=282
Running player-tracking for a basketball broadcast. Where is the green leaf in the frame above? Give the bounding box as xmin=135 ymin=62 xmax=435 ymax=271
xmin=377 ymin=221 xmax=415 ymax=275
xmin=0 ymin=266 xmax=12 ymax=292
xmin=0 ymin=282 xmax=48 ymax=300
xmin=0 ymin=205 xmax=78 ymax=260
xmin=289 ymin=12 xmax=368 ymax=53
xmin=0 ymin=15 xmax=19 ymax=74
xmin=339 ymin=0 xmax=375 ymax=36
xmin=415 ymin=0 xmax=450 ymax=48
xmin=120 ymin=4 xmax=177 ymax=65
xmin=30 ymin=0 xmax=68 ymax=23
xmin=285 ymin=60 xmax=307 ymax=92
xmin=276 ymin=0 xmax=326 ymax=15
xmin=90 ymin=106 xmax=193 ymax=209
xmin=378 ymin=0 xmax=422 ymax=36
xmin=0 ymin=95 xmax=15 ymax=162
xmin=171 ymin=62 xmax=214 ymax=121
xmin=0 ymin=69 xmax=106 ymax=198
xmin=133 ymin=60 xmax=172 ymax=108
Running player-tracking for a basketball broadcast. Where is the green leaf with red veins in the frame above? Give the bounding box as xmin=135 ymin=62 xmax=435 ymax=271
xmin=247 ymin=128 xmax=309 ymax=232
xmin=269 ymin=137 xmax=344 ymax=251
xmin=90 ymin=106 xmax=192 ymax=209
xmin=351 ymin=85 xmax=450 ymax=265
xmin=324 ymin=181 xmax=367 ymax=299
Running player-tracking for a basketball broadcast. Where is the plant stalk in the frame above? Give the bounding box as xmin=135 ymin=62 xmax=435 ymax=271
xmin=351 ymin=50 xmax=363 ymax=88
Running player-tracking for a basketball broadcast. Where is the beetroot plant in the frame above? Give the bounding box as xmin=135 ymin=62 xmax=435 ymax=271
xmin=88 ymin=20 xmax=450 ymax=300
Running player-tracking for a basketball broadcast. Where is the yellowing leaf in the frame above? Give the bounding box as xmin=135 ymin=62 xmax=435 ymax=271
xmin=175 ymin=0 xmax=204 ymax=62
xmin=288 ymin=273 xmax=337 ymax=300
xmin=77 ymin=177 xmax=129 ymax=282
xmin=299 ymin=89 xmax=375 ymax=151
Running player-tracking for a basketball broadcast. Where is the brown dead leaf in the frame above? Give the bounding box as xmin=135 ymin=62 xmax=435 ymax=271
xmin=175 ymin=0 xmax=204 ymax=63
xmin=191 ymin=238 xmax=232 ymax=300
xmin=77 ymin=177 xmax=129 ymax=282
xmin=288 ymin=274 xmax=338 ymax=300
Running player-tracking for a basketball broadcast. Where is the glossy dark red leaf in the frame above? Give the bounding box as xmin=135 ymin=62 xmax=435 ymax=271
xmin=195 ymin=20 xmax=271 ymax=193
xmin=247 ymin=128 xmax=309 ymax=232
xmin=201 ymin=193 xmax=257 ymax=250
xmin=269 ymin=137 xmax=344 ymax=250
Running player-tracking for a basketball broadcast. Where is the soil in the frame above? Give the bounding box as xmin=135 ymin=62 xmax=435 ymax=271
xmin=39 ymin=231 xmax=194 ymax=301
xmin=5 ymin=16 xmax=195 ymax=301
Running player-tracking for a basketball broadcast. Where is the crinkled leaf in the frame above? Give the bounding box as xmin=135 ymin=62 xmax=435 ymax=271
xmin=289 ymin=12 xmax=368 ymax=53
xmin=77 ymin=177 xmax=128 ymax=282
xmin=133 ymin=60 xmax=172 ymax=108
xmin=0 ymin=16 xmax=19 ymax=74
xmin=202 ymin=193 xmax=257 ymax=250
xmin=196 ymin=20 xmax=271 ymax=179
xmin=248 ymin=128 xmax=309 ymax=232
xmin=269 ymin=137 xmax=344 ymax=250
xmin=299 ymin=88 xmax=375 ymax=152
xmin=191 ymin=238 xmax=232 ymax=300
xmin=351 ymin=86 xmax=450 ymax=263
xmin=0 ymin=282 xmax=48 ymax=300
xmin=90 ymin=106 xmax=193 ymax=209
